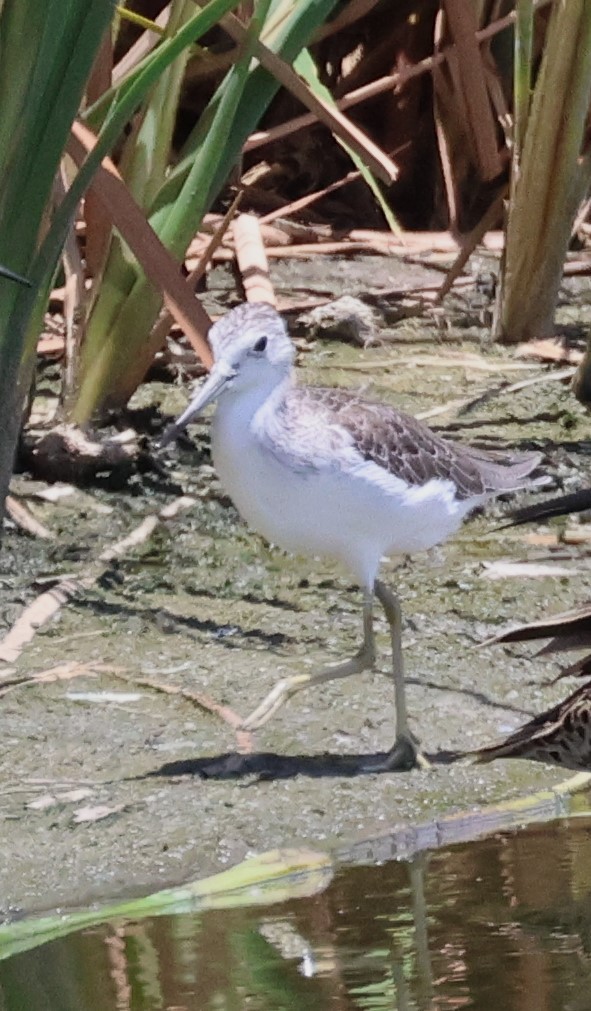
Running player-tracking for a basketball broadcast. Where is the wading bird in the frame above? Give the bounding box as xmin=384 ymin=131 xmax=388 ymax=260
xmin=162 ymin=302 xmax=542 ymax=770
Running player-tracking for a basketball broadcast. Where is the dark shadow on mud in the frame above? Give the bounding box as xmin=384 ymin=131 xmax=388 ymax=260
xmin=184 ymin=587 xmax=306 ymax=612
xmin=141 ymin=748 xmax=461 ymax=781
xmin=74 ymin=597 xmax=298 ymax=648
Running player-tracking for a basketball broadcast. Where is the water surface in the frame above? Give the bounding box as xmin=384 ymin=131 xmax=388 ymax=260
xmin=2 ymin=810 xmax=591 ymax=1010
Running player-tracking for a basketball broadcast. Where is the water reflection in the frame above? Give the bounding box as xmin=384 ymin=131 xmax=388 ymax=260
xmin=2 ymin=813 xmax=591 ymax=1010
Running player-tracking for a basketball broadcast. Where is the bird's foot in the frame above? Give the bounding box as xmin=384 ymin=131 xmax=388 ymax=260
xmin=241 ymin=673 xmax=310 ymax=731
xmin=241 ymin=649 xmax=375 ymax=731
xmin=363 ymin=734 xmax=431 ymax=773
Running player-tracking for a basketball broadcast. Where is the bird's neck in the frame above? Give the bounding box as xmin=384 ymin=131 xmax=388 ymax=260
xmin=214 ymin=373 xmax=294 ymax=431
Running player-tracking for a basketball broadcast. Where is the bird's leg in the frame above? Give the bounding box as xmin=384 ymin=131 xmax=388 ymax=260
xmin=241 ymin=590 xmax=376 ymax=731
xmin=373 ymin=579 xmax=430 ymax=771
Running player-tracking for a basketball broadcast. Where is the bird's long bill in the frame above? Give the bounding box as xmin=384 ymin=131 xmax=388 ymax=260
xmin=159 ymin=361 xmax=235 ymax=446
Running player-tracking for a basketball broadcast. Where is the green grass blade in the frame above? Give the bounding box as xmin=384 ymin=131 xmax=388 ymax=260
xmin=513 ymin=0 xmax=534 ymax=170
xmin=27 ymin=0 xmax=242 ymax=304
xmin=153 ymin=0 xmax=340 ymax=218
xmin=84 ymin=0 xmax=242 ymax=131
xmin=0 ymin=0 xmax=118 ymax=521
xmin=118 ymin=0 xmax=202 ymax=208
xmin=72 ymin=0 xmax=341 ymax=420
xmin=294 ymin=47 xmax=401 ymax=234
xmin=72 ymin=0 xmax=276 ymax=419
xmin=161 ymin=0 xmax=276 ymax=252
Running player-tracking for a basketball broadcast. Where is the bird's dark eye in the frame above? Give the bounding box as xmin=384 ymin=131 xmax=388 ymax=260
xmin=253 ymin=336 xmax=268 ymax=353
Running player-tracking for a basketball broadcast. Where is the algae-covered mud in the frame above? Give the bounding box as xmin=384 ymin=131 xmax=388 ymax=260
xmin=1 ymin=257 xmax=591 ymax=914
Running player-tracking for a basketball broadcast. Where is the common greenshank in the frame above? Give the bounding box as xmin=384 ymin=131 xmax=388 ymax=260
xmin=162 ymin=302 xmax=541 ymax=770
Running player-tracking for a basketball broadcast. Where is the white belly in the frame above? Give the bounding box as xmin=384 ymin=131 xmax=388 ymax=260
xmin=211 ymin=404 xmax=476 ymax=588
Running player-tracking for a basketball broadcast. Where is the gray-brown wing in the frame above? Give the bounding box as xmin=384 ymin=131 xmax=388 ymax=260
xmin=285 ymin=386 xmax=541 ymax=500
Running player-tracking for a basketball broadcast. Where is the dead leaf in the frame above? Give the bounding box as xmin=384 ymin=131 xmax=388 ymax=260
xmin=481 ymin=560 xmax=584 ymax=580
xmin=68 ymin=121 xmax=212 ymax=369
xmin=520 ymin=532 xmax=560 ymax=546
xmin=563 ymin=527 xmax=591 ymax=544
xmin=32 ymin=483 xmax=76 ymax=502
xmin=515 ymin=339 xmax=583 ymax=364
xmin=27 ymin=787 xmax=94 ymax=810
xmin=222 ymin=12 xmax=398 ymax=185
xmin=37 ymin=334 xmax=65 ymax=357
xmin=5 ymin=496 xmax=54 ymax=540
xmin=57 ymin=788 xmax=94 ymax=803
xmin=72 ymin=803 xmax=125 ymax=824
xmin=27 ymin=794 xmax=58 ymax=811
xmin=65 ymin=690 xmax=142 ymax=703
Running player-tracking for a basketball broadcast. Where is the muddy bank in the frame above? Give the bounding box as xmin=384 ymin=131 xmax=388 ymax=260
xmin=2 ymin=258 xmax=591 ymax=914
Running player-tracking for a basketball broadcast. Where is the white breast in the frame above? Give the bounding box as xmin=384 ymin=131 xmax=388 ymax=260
xmin=210 ymin=392 xmax=480 ymax=589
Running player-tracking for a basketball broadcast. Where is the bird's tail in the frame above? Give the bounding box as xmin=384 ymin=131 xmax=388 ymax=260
xmin=460 ymin=446 xmax=545 ymax=493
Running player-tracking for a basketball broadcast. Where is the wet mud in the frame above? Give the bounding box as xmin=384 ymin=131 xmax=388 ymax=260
xmin=1 ymin=256 xmax=591 ymax=914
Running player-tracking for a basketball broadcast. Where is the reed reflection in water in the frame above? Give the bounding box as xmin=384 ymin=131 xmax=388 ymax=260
xmin=2 ymin=812 xmax=591 ymax=1010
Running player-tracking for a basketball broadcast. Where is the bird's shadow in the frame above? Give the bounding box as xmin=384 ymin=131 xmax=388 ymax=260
xmin=139 ymin=747 xmax=461 ymax=782
xmin=76 ymin=596 xmax=299 ymax=650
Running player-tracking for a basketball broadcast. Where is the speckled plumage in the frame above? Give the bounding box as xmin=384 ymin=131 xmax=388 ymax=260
xmin=475 ymin=681 xmax=591 ymax=771
xmin=269 ymin=384 xmax=539 ymax=500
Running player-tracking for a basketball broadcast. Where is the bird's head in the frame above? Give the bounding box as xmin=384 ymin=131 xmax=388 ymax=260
xmin=160 ymin=302 xmax=294 ymax=444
